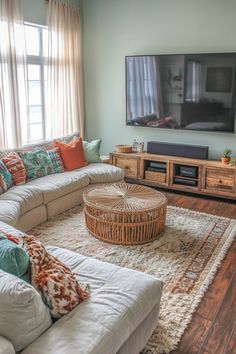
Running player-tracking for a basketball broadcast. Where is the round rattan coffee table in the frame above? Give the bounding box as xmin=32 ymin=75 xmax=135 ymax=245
xmin=83 ymin=183 xmax=167 ymax=245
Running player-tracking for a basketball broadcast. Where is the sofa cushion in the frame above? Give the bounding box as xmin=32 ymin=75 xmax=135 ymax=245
xmin=53 ymin=138 xmax=88 ymax=171
xmin=2 ymin=152 xmax=26 ymax=185
xmin=0 ymin=200 xmax=21 ymax=226
xmin=0 ymin=184 xmax=43 ymax=215
xmin=28 ymin=171 xmax=90 ymax=204
xmin=0 ymin=160 xmax=13 ymax=192
xmin=0 ymin=237 xmax=30 ymax=281
xmin=47 ymin=147 xmax=64 ymax=174
xmin=0 ymin=270 xmax=52 ymax=352
xmin=20 ymin=149 xmax=54 ymax=181
xmin=0 ymin=335 xmax=15 ymax=354
xmin=80 ymin=163 xmax=124 ymax=184
xmin=22 ymin=235 xmax=89 ymax=318
xmin=83 ymin=139 xmax=101 ymax=163
xmin=22 ymin=247 xmax=163 ymax=354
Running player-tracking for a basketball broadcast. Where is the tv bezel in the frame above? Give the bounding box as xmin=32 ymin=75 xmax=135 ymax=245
xmin=125 ymin=52 xmax=236 ymax=134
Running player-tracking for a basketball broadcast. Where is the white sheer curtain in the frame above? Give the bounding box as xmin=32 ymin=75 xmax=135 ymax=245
xmin=47 ymin=0 xmax=84 ymax=138
xmin=0 ymin=0 xmax=28 ymax=149
xmin=127 ymin=56 xmax=164 ymax=120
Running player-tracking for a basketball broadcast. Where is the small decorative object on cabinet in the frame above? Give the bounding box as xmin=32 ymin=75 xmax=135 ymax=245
xmin=116 ymin=144 xmax=133 ymax=153
xmin=221 ymin=148 xmax=232 ymax=165
xmin=110 ymin=151 xmax=236 ymax=200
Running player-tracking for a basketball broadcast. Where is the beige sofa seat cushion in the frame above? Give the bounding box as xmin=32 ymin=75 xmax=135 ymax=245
xmin=0 ymin=270 xmax=52 ymax=352
xmin=0 ymin=200 xmax=21 ymax=226
xmin=80 ymin=163 xmax=124 ymax=184
xmin=22 ymin=247 xmax=163 ymax=354
xmin=28 ymin=171 xmax=90 ymax=204
xmin=0 ymin=335 xmax=15 ymax=354
xmin=0 ymin=185 xmax=43 ymax=214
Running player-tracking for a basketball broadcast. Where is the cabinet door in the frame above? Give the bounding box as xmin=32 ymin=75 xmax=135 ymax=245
xmin=203 ymin=167 xmax=236 ymax=197
xmin=113 ymin=156 xmax=139 ymax=178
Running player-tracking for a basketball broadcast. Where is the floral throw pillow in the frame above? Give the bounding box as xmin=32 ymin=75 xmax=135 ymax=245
xmin=20 ymin=149 xmax=54 ymax=181
xmin=47 ymin=147 xmax=64 ymax=174
xmin=21 ymin=235 xmax=89 ymax=319
xmin=2 ymin=152 xmax=26 ymax=185
xmin=0 ymin=160 xmax=13 ymax=194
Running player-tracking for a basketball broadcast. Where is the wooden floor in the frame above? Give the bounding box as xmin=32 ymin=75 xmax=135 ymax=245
xmin=162 ymin=191 xmax=236 ymax=354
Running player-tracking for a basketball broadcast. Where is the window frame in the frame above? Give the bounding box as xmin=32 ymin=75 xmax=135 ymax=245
xmin=24 ymin=21 xmax=48 ymax=143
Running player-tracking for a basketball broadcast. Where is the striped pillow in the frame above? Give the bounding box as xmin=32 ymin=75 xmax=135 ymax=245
xmin=47 ymin=147 xmax=64 ymax=173
xmin=2 ymin=152 xmax=26 ymax=186
xmin=0 ymin=160 xmax=13 ymax=194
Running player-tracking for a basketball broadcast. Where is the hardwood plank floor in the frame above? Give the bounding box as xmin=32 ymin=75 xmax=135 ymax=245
xmin=161 ymin=190 xmax=236 ymax=354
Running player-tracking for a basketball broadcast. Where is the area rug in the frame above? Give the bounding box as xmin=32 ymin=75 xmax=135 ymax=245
xmin=30 ymin=205 xmax=236 ymax=354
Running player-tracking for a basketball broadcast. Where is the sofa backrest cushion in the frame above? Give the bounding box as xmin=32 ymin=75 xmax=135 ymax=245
xmin=2 ymin=152 xmax=26 ymax=185
xmin=0 ymin=270 xmax=52 ymax=352
xmin=19 ymin=149 xmax=54 ymax=181
xmin=22 ymin=235 xmax=89 ymax=319
xmin=0 ymin=161 xmax=13 ymax=194
xmin=53 ymin=138 xmax=88 ymax=171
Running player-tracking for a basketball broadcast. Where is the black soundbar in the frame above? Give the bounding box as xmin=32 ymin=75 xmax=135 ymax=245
xmin=147 ymin=141 xmax=209 ymax=160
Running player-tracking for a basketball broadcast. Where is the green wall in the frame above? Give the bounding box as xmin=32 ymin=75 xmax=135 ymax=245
xmin=22 ymin=0 xmax=79 ymax=25
xmin=81 ymin=0 xmax=236 ymax=158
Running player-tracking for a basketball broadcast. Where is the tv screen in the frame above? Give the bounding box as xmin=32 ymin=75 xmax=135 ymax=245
xmin=126 ymin=53 xmax=236 ymax=133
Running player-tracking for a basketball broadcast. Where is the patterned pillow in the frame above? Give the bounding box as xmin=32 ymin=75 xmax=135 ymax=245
xmin=47 ymin=147 xmax=64 ymax=174
xmin=2 ymin=152 xmax=26 ymax=185
xmin=21 ymin=235 xmax=89 ymax=319
xmin=0 ymin=160 xmax=13 ymax=195
xmin=20 ymin=149 xmax=54 ymax=181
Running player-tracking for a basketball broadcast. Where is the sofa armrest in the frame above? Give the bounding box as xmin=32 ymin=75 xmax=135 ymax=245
xmin=0 ymin=335 xmax=15 ymax=354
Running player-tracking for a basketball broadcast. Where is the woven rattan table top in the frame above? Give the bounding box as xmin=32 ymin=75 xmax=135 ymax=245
xmin=83 ymin=183 xmax=167 ymax=213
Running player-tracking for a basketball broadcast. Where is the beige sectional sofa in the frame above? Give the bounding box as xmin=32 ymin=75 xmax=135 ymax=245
xmin=0 ymin=134 xmax=163 ymax=354
xmin=0 ymin=133 xmax=124 ymax=231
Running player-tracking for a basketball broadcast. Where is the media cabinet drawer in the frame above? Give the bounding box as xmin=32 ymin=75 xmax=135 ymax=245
xmin=113 ymin=156 xmax=138 ymax=178
xmin=145 ymin=170 xmax=166 ymax=183
xmin=206 ymin=177 xmax=233 ymax=190
xmin=205 ymin=168 xmax=234 ymax=193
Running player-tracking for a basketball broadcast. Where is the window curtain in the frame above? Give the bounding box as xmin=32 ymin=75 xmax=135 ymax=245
xmin=127 ymin=56 xmax=164 ymax=120
xmin=0 ymin=0 xmax=28 ymax=149
xmin=47 ymin=0 xmax=84 ymax=139
xmin=185 ymin=60 xmax=201 ymax=102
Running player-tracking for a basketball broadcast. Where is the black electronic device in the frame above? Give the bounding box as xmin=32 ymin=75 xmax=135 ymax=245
xmin=147 ymin=141 xmax=209 ymax=160
xmin=179 ymin=166 xmax=198 ymax=178
xmin=147 ymin=167 xmax=166 ymax=173
xmin=149 ymin=162 xmax=166 ymax=169
xmin=126 ymin=53 xmax=236 ymax=133
xmin=174 ymin=177 xmax=198 ymax=187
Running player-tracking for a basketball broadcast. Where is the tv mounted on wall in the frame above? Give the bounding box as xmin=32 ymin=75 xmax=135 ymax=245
xmin=126 ymin=53 xmax=236 ymax=133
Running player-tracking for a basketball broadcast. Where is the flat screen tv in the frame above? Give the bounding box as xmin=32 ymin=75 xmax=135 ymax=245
xmin=126 ymin=53 xmax=236 ymax=133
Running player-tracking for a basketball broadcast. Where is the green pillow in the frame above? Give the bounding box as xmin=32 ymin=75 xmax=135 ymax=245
xmin=20 ymin=149 xmax=54 ymax=181
xmin=0 ymin=238 xmax=30 ymax=281
xmin=83 ymin=139 xmax=101 ymax=163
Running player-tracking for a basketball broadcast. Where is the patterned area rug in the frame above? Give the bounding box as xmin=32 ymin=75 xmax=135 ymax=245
xmin=30 ymin=206 xmax=236 ymax=354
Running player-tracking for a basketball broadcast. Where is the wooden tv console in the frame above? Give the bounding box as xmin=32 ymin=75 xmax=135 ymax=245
xmin=110 ymin=151 xmax=236 ymax=200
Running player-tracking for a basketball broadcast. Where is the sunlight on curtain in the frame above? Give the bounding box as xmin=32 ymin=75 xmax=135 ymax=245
xmin=127 ymin=56 xmax=164 ymax=120
xmin=0 ymin=0 xmax=28 ymax=149
xmin=47 ymin=0 xmax=84 ymax=138
xmin=186 ymin=60 xmax=201 ymax=102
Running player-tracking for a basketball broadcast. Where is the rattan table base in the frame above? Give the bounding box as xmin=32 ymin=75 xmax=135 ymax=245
xmin=83 ymin=183 xmax=167 ymax=245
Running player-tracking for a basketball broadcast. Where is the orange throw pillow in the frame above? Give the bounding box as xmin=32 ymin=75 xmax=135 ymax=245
xmin=2 ymin=152 xmax=26 ymax=185
xmin=53 ymin=138 xmax=88 ymax=171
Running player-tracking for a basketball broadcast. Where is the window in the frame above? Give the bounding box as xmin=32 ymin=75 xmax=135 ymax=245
xmin=25 ymin=23 xmax=48 ymax=143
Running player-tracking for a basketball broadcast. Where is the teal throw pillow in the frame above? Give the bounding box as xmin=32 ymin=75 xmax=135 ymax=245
xmin=0 ymin=160 xmax=13 ymax=194
xmin=83 ymin=139 xmax=101 ymax=163
xmin=20 ymin=149 xmax=54 ymax=181
xmin=47 ymin=147 xmax=64 ymax=174
xmin=0 ymin=238 xmax=30 ymax=282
